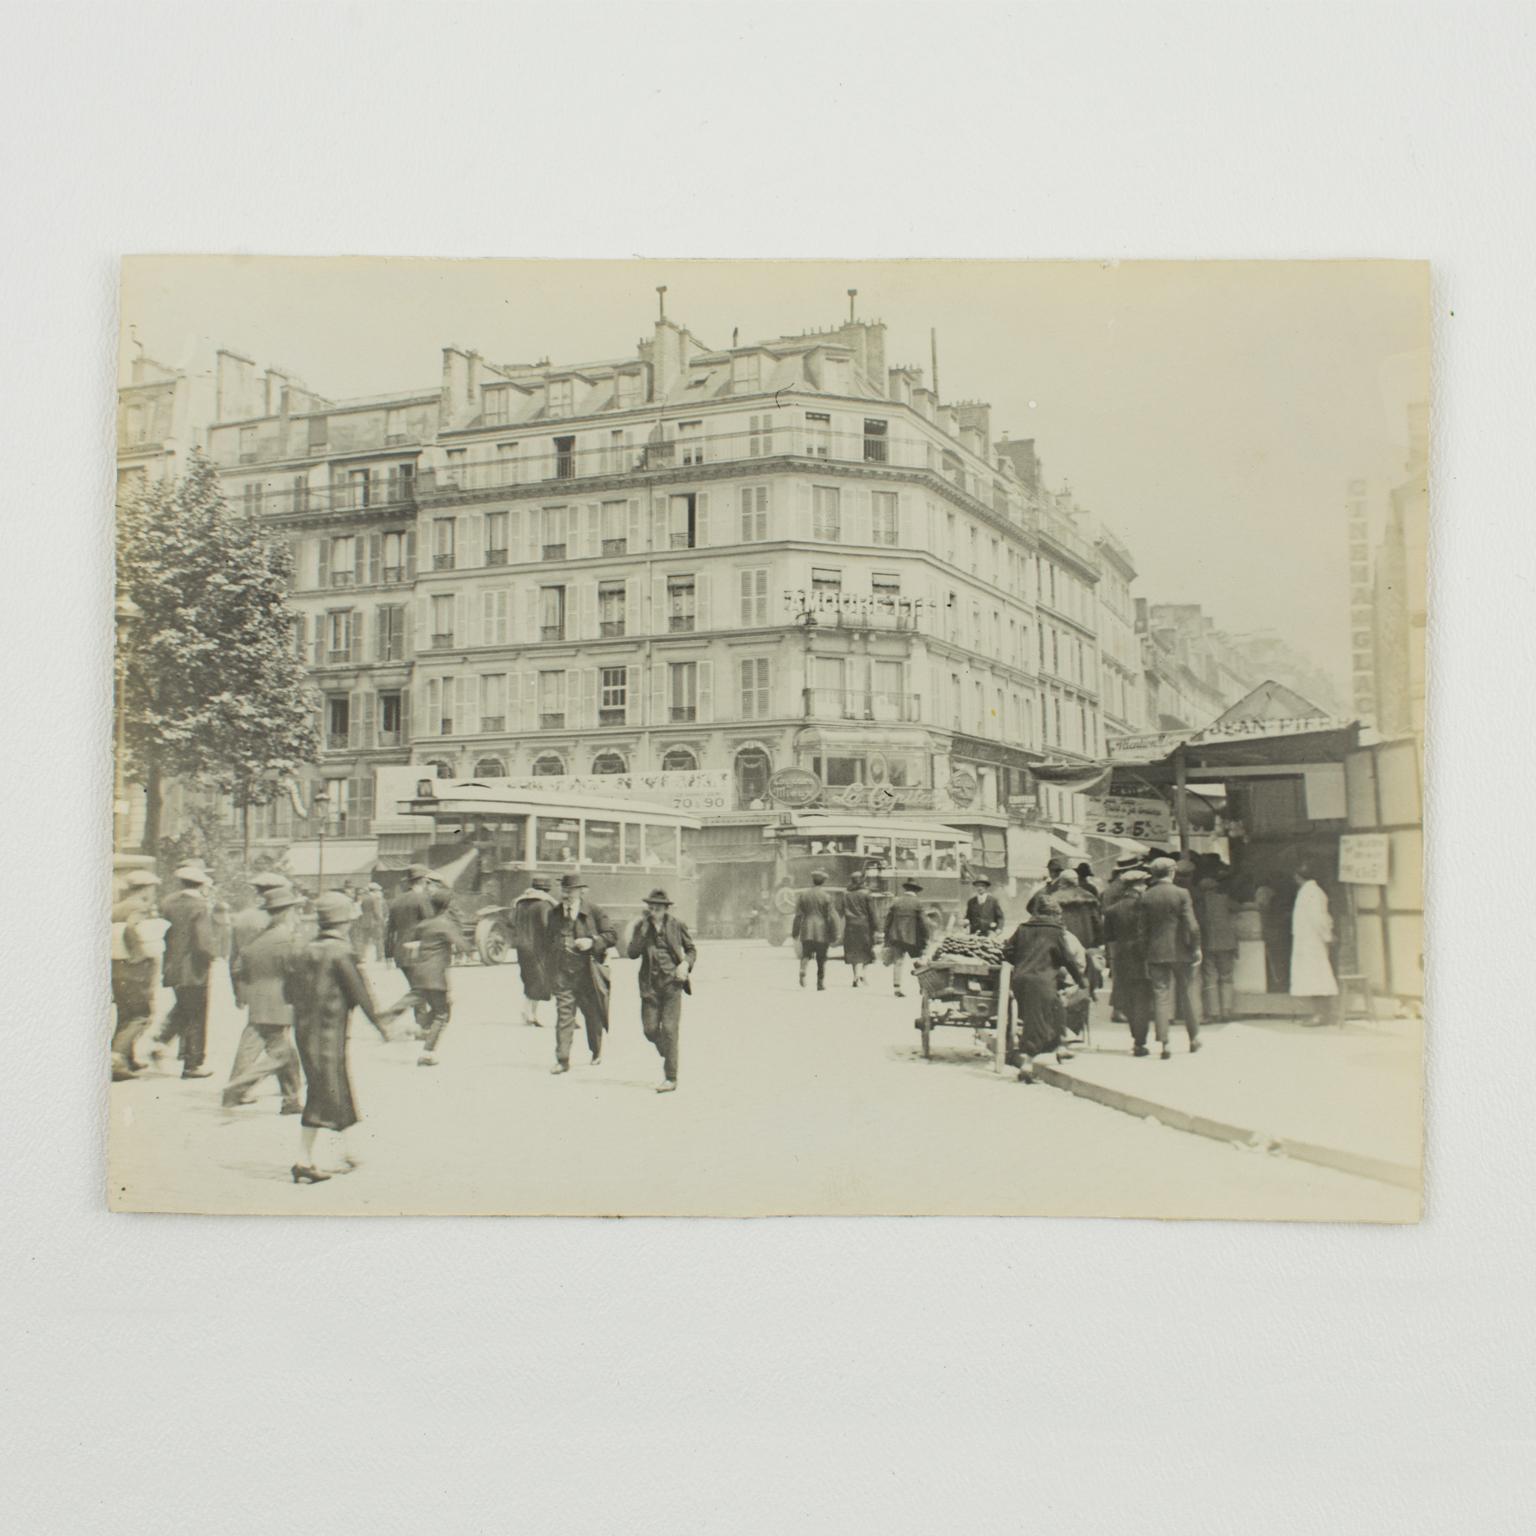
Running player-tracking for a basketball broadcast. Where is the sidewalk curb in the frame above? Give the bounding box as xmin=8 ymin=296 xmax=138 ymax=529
xmin=1031 ymin=1063 xmax=1421 ymax=1192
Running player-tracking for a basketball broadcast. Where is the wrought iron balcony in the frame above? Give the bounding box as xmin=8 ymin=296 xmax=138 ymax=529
xmin=803 ymin=688 xmax=923 ymax=723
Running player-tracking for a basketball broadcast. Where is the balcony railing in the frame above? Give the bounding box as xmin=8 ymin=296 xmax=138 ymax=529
xmin=670 ymin=705 xmax=697 ymax=723
xmin=540 ymin=712 xmax=566 ymax=729
xmin=599 ymin=620 xmax=626 ymax=637
xmin=430 ymin=632 xmax=455 ymax=649
xmin=235 ymin=479 xmax=418 ymax=519
xmin=480 ymin=715 xmax=505 ymax=733
xmin=433 ymin=553 xmax=455 ymax=570
xmin=485 ymin=547 xmax=509 ymax=566
xmin=412 ymin=423 xmax=1028 ymax=517
xmin=803 ymin=688 xmax=923 ymax=723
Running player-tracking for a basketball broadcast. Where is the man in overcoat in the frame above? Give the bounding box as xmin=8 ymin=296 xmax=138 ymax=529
xmin=544 ymin=874 xmax=618 ymax=1073
xmin=883 ymin=877 xmax=930 ymax=997
xmin=1137 ymin=856 xmax=1204 ymax=1058
xmin=791 ymin=869 xmax=840 ymax=990
xmin=154 ymin=863 xmax=219 ymax=1079
xmin=1102 ymin=867 xmax=1154 ymax=1054
xmin=222 ymin=886 xmax=304 ymax=1112
xmin=110 ymin=869 xmax=161 ymax=1080
xmin=964 ymin=876 xmax=1005 ymax=936
xmin=627 ymin=888 xmax=697 ymax=1092
xmin=386 ymin=864 xmax=436 ymax=965
xmin=229 ymin=872 xmax=290 ymax=977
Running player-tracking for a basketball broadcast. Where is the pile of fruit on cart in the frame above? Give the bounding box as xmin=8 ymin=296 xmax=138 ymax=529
xmin=928 ymin=933 xmax=1006 ymax=966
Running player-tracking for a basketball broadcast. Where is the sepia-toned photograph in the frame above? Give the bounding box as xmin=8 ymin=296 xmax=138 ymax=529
xmin=109 ymin=257 xmax=1427 ymax=1219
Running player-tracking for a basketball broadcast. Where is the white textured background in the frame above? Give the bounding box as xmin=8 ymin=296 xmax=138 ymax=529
xmin=2 ymin=3 xmax=1530 ymax=1531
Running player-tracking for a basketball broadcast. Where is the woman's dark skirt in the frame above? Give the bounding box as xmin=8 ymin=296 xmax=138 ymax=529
xmin=842 ymin=920 xmax=875 ymax=967
xmin=517 ymin=945 xmax=552 ymax=1003
xmin=1010 ymin=972 xmax=1066 ymax=1059
xmin=295 ymin=1015 xmax=359 ymax=1131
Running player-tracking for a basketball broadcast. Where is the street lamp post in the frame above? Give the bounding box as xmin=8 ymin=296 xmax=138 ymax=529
xmin=313 ymin=786 xmax=331 ymax=895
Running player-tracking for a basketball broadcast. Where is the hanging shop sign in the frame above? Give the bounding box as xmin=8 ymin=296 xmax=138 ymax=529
xmin=1085 ymin=793 xmax=1174 ymax=842
xmin=767 ymin=766 xmax=824 ymax=808
xmin=1338 ymin=832 xmax=1390 ymax=885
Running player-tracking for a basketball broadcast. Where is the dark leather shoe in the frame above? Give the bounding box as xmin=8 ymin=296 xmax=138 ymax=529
xmin=182 ymin=1067 xmax=213 ymax=1079
xmin=1133 ymin=1045 xmax=1150 ymax=1057
xmin=291 ymin=1164 xmax=330 ymax=1184
xmin=1189 ymin=1040 xmax=1203 ymax=1054
xmin=280 ymin=1102 xmax=302 ymax=1115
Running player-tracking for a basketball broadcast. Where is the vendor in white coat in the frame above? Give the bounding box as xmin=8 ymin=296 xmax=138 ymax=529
xmin=1289 ymin=862 xmax=1339 ymax=1025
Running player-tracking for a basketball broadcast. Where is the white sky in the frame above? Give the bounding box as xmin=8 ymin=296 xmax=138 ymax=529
xmin=121 ymin=257 xmax=1428 ymax=695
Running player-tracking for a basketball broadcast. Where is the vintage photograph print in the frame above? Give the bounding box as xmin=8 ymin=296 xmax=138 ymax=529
xmin=109 ymin=258 xmax=1426 ymax=1218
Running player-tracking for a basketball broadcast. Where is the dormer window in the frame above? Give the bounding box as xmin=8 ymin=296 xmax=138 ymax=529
xmin=733 ymin=354 xmax=762 ymax=393
xmin=548 ymin=378 xmax=574 ymax=416
xmin=484 ymin=388 xmax=509 ymax=425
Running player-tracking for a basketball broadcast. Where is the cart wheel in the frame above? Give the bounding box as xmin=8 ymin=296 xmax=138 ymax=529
xmin=919 ymin=997 xmax=932 ymax=1059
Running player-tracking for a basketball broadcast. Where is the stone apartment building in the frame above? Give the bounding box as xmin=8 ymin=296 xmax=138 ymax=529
xmin=208 ymin=301 xmax=1111 ymax=845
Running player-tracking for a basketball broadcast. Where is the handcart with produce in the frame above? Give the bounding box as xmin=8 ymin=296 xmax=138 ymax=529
xmin=913 ymin=934 xmax=1014 ymax=1071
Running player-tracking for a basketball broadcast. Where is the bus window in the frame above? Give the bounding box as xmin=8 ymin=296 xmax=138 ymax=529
xmin=933 ymin=841 xmax=958 ymax=873
xmin=622 ymin=823 xmax=643 ymax=865
xmin=585 ymin=820 xmax=621 ymax=864
xmin=643 ymin=824 xmax=678 ymax=867
xmin=537 ymin=816 xmax=580 ymax=863
xmin=918 ymin=840 xmax=935 ymax=870
xmin=493 ymin=818 xmax=527 ymax=864
xmin=860 ymin=835 xmax=892 ymax=865
xmin=894 ymin=838 xmax=919 ymax=869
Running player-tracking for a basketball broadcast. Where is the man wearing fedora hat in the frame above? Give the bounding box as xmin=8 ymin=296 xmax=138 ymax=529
xmin=229 ymin=871 xmax=291 ymax=976
xmin=883 ymin=877 xmax=930 ymax=997
xmin=153 ymin=863 xmax=220 ymax=1079
xmin=386 ymin=864 xmax=436 ymax=968
xmin=627 ymin=889 xmax=697 ymax=1092
xmin=964 ymin=875 xmax=1005 ymax=937
xmin=791 ymin=870 xmax=841 ymax=991
xmin=544 ymin=873 xmax=618 ymax=1073
xmin=222 ymin=883 xmax=305 ymax=1112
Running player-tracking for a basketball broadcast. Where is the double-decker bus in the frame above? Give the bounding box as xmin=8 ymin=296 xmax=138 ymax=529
xmin=760 ymin=813 xmax=974 ymax=947
xmin=393 ymin=779 xmax=700 ymax=964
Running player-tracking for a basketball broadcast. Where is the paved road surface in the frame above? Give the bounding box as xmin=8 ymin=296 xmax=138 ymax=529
xmin=108 ymin=941 xmax=1416 ymax=1220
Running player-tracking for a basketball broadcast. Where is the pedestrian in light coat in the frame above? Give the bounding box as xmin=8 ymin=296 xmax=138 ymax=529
xmin=1137 ymin=857 xmax=1204 ymax=1058
xmin=222 ymin=887 xmax=304 ymax=1113
xmin=154 ymin=864 xmax=219 ymax=1079
xmin=883 ymin=878 xmax=929 ymax=997
xmin=627 ymin=888 xmax=697 ymax=1092
xmin=545 ymin=874 xmax=618 ymax=1074
xmin=1289 ymin=862 xmax=1339 ymax=1025
xmin=792 ymin=870 xmax=841 ymax=991
xmin=229 ymin=872 xmax=290 ymax=977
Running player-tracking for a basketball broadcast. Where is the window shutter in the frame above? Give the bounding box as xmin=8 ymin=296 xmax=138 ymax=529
xmin=525 ymin=586 xmax=540 ymax=642
xmin=651 ymin=661 xmax=667 ymax=727
xmin=362 ymin=691 xmax=376 ymax=748
xmin=585 ymin=503 xmax=600 ymax=559
xmin=349 ymin=689 xmax=364 ymax=748
xmin=696 ymin=570 xmax=712 ymax=631
xmin=695 ymin=491 xmax=710 ymax=547
xmin=651 ymin=501 xmax=668 ymax=553
xmin=351 ymin=609 xmax=364 ymax=662
xmin=313 ymin=622 xmax=325 ymax=667
xmin=896 ymin=491 xmax=910 ymax=549
xmin=627 ymin=499 xmax=642 ymax=552
xmin=626 ymin=576 xmax=639 ymax=634
xmin=368 ymin=533 xmax=382 ymax=586
xmin=318 ymin=538 xmax=330 ymax=588
xmin=459 ymin=677 xmax=476 ymax=733
xmin=416 ymin=594 xmax=431 ymax=652
xmin=405 ymin=528 xmax=417 ymax=580
xmin=739 ymin=569 xmax=752 ymax=626
xmin=354 ymin=538 xmax=366 ymax=585
xmin=579 ymin=668 xmax=597 ymax=729
xmin=577 ymin=580 xmax=595 ymax=641
xmin=466 ymin=588 xmax=482 ymax=648
xmin=455 ymin=593 xmax=469 ymax=648
xmin=652 ymin=573 xmax=666 ymax=636
xmin=795 ymin=481 xmax=811 ymax=540
xmin=524 ymin=510 xmax=541 ymax=563
xmin=401 ymin=685 xmax=413 ymax=743
xmin=697 ymin=660 xmax=713 ymax=723
xmin=459 ymin=514 xmax=480 ymax=569
xmin=625 ymin=664 xmax=637 ymax=724
xmin=845 ymin=486 xmax=868 ymax=546
xmin=415 ymin=682 xmax=429 ymax=740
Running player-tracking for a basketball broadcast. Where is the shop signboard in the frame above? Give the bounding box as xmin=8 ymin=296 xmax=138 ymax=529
xmin=768 ymin=767 xmax=823 ymax=808
xmin=1338 ymin=832 xmax=1390 ymax=885
xmin=1085 ymin=792 xmax=1173 ymax=842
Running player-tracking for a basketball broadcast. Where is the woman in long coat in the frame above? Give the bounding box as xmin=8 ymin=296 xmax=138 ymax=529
xmin=511 ymin=876 xmax=555 ymax=1026
xmin=839 ymin=870 xmax=878 ymax=987
xmin=284 ymin=891 xmax=396 ymax=1183
xmin=1289 ymin=863 xmax=1339 ymax=1025
xmin=1003 ymin=895 xmax=1086 ymax=1082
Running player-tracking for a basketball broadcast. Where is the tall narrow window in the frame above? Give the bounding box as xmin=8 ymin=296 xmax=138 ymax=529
xmin=539 ymin=585 xmax=566 ymax=642
xmin=433 ymin=518 xmax=456 ymax=570
xmin=863 ymin=418 xmax=888 ymax=462
xmin=739 ymin=485 xmax=768 ymax=541
xmin=538 ymin=670 xmax=567 ymax=729
xmin=812 ymin=485 xmax=841 ymax=541
xmin=739 ymin=658 xmax=770 ymax=719
xmin=740 ymin=568 xmax=769 ymax=626
xmin=548 ymin=379 xmax=573 ymax=417
xmin=601 ymin=499 xmax=627 ymax=554
xmin=485 ymin=511 xmax=509 ymax=564
xmin=668 ymin=493 xmax=697 ymax=549
xmin=553 ymin=435 xmax=576 ymax=479
xmin=677 ymin=420 xmax=704 ymax=466
xmin=542 ymin=506 xmax=567 ymax=560
xmin=748 ymin=412 xmax=775 ymax=456
xmin=667 ymin=575 xmax=696 ymax=633
xmin=481 ymin=589 xmax=510 ymax=646
xmin=431 ymin=594 xmax=455 ymax=648
xmin=599 ymin=580 xmax=627 ymax=637
xmin=480 ymin=674 xmax=507 ymax=733
xmin=599 ymin=667 xmax=628 ymax=726
xmin=669 ymin=662 xmax=698 ymax=723
xmin=871 ymin=491 xmax=898 ymax=545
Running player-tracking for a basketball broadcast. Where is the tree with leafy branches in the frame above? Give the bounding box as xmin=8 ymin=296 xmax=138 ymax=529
xmin=117 ymin=450 xmax=319 ymax=856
